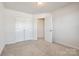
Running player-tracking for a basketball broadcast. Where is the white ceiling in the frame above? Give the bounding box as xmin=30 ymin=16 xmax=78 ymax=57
xmin=3 ymin=2 xmax=72 ymax=14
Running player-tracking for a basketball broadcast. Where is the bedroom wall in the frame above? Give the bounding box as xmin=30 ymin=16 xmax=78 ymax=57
xmin=53 ymin=3 xmax=79 ymax=49
xmin=0 ymin=3 xmax=5 ymax=54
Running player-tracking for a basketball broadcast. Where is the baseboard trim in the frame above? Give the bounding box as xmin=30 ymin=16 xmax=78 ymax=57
xmin=55 ymin=41 xmax=79 ymax=50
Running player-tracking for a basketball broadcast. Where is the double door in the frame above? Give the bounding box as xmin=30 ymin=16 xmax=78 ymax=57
xmin=16 ymin=16 xmax=33 ymax=42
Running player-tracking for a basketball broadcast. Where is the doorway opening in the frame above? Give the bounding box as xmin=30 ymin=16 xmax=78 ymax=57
xmin=37 ymin=18 xmax=45 ymax=40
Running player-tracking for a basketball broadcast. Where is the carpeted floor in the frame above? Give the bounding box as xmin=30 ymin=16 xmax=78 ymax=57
xmin=1 ymin=40 xmax=79 ymax=56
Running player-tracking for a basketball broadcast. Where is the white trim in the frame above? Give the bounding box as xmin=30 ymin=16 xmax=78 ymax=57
xmin=34 ymin=13 xmax=52 ymax=41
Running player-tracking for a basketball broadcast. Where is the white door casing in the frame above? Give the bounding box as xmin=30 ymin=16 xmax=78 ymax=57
xmin=35 ymin=13 xmax=53 ymax=43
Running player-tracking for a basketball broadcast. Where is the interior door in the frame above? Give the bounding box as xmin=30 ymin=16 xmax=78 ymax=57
xmin=45 ymin=15 xmax=53 ymax=43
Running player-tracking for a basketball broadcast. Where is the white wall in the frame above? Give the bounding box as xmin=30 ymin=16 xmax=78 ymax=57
xmin=53 ymin=3 xmax=79 ymax=49
xmin=0 ymin=3 xmax=5 ymax=54
xmin=4 ymin=9 xmax=35 ymax=44
xmin=4 ymin=9 xmax=16 ymax=44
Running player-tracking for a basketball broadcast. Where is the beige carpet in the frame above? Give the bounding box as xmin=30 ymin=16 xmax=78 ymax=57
xmin=1 ymin=40 xmax=79 ymax=56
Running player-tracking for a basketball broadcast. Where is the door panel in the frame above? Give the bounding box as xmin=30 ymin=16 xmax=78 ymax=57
xmin=24 ymin=19 xmax=33 ymax=40
xmin=45 ymin=15 xmax=53 ymax=42
xmin=16 ymin=17 xmax=25 ymax=42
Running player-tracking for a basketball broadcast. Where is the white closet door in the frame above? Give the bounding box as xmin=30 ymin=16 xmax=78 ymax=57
xmin=16 ymin=17 xmax=25 ymax=42
xmin=24 ymin=18 xmax=33 ymax=40
xmin=16 ymin=16 xmax=33 ymax=42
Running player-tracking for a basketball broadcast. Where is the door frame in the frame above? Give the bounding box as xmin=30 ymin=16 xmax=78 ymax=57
xmin=37 ymin=18 xmax=45 ymax=40
xmin=34 ymin=13 xmax=53 ymax=42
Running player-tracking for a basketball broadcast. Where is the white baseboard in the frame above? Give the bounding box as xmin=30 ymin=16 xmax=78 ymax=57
xmin=6 ymin=39 xmax=37 ymax=45
xmin=55 ymin=41 xmax=79 ymax=50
